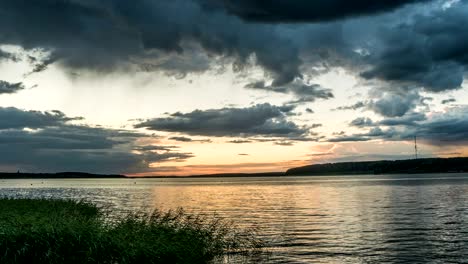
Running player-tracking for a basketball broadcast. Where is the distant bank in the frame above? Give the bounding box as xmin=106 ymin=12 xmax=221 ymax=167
xmin=285 ymin=157 xmax=468 ymax=176
xmin=0 ymin=172 xmax=125 ymax=179
xmin=1 ymin=157 xmax=468 ymax=179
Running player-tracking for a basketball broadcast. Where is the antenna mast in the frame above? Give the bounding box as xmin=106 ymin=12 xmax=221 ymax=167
xmin=414 ymin=136 xmax=418 ymax=159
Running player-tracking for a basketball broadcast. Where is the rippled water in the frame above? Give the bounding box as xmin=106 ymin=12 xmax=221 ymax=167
xmin=1 ymin=174 xmax=467 ymax=263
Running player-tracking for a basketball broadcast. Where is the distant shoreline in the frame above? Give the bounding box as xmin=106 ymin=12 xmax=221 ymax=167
xmin=2 ymin=157 xmax=468 ymax=179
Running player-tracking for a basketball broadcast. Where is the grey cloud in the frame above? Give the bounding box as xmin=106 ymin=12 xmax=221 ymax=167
xmin=134 ymin=145 xmax=180 ymax=152
xmin=333 ymin=106 xmax=468 ymax=146
xmin=361 ymin=2 xmax=468 ymax=92
xmin=246 ymin=80 xmax=334 ymax=103
xmin=200 ymin=0 xmax=430 ymax=23
xmin=0 ymin=147 xmax=192 ymax=174
xmin=414 ymin=109 xmax=468 ymax=145
xmin=378 ymin=112 xmax=426 ymax=126
xmin=0 ymin=107 xmax=82 ymax=129
xmin=0 ymin=107 xmax=193 ymax=174
xmin=228 ymin=139 xmax=253 ymax=144
xmin=441 ymin=98 xmax=456 ymax=105
xmin=0 ymin=0 xmax=304 ymax=86
xmin=135 ymin=103 xmax=312 ymax=138
xmin=0 ymin=81 xmax=26 ymax=94
xmin=350 ymin=112 xmax=427 ymax=129
xmin=169 ymin=136 xmax=196 ymax=142
xmin=369 ymin=91 xmax=422 ymax=117
xmin=0 ymin=49 xmax=19 ymax=62
xmin=274 ymin=141 xmax=295 ymax=146
xmin=169 ymin=136 xmax=212 ymax=143
xmin=2 ymin=0 xmax=468 ymax=95
xmin=0 ymin=126 xmax=121 ymax=150
xmin=328 ymin=136 xmax=373 ymax=142
xmin=338 ymin=91 xmax=425 ymax=118
xmin=334 ymin=101 xmax=366 ymax=111
xmin=350 ymin=117 xmax=374 ymax=127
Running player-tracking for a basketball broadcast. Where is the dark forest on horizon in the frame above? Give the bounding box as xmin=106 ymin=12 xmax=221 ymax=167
xmin=1 ymin=157 xmax=467 ymax=179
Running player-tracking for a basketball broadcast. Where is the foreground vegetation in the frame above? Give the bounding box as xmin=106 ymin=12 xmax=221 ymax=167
xmin=0 ymin=199 xmax=263 ymax=264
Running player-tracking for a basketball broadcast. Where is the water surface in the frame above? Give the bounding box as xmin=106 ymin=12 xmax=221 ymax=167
xmin=1 ymin=174 xmax=467 ymax=263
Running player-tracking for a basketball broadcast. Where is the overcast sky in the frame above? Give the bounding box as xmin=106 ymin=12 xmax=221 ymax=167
xmin=1 ymin=0 xmax=467 ymax=175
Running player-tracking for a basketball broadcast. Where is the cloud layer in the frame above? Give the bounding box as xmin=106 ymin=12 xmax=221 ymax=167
xmin=201 ymin=0 xmax=430 ymax=22
xmin=0 ymin=107 xmax=192 ymax=173
xmin=3 ymin=0 xmax=467 ymax=94
xmin=135 ymin=103 xmax=313 ymax=139
xmin=331 ymin=106 xmax=468 ymax=146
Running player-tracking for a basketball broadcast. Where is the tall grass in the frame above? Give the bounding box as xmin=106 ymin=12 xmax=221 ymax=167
xmin=0 ymin=199 xmax=264 ymax=264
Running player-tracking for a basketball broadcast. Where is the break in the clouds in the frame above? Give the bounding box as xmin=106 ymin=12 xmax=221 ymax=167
xmin=135 ymin=103 xmax=313 ymax=139
xmin=0 ymin=107 xmax=193 ymax=173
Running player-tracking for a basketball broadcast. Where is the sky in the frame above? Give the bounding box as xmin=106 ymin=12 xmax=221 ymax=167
xmin=1 ymin=0 xmax=468 ymax=176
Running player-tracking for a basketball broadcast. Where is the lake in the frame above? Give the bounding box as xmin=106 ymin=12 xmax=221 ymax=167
xmin=1 ymin=174 xmax=467 ymax=263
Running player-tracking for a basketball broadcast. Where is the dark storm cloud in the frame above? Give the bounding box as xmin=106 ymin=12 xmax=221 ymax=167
xmin=0 ymin=81 xmax=26 ymax=94
xmin=200 ymin=0 xmax=430 ymax=23
xmin=361 ymin=2 xmax=468 ymax=92
xmin=0 ymin=126 xmax=118 ymax=150
xmin=0 ymin=107 xmax=82 ymax=129
xmin=0 ymin=147 xmax=192 ymax=174
xmin=3 ymin=0 xmax=465 ymax=96
xmin=0 ymin=107 xmax=193 ymax=173
xmin=135 ymin=103 xmax=313 ymax=138
xmin=0 ymin=0 xmax=304 ymax=86
xmin=245 ymin=80 xmax=334 ymax=103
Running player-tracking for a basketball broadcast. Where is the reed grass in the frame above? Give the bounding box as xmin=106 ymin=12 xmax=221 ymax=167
xmin=0 ymin=198 xmax=263 ymax=264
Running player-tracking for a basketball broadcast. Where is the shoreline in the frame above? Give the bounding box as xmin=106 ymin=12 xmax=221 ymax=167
xmin=2 ymin=157 xmax=467 ymax=179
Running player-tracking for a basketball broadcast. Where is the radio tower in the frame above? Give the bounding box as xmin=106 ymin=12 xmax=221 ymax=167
xmin=414 ymin=136 xmax=418 ymax=159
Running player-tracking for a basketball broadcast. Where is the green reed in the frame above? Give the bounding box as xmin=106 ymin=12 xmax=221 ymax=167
xmin=0 ymin=198 xmax=264 ymax=264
